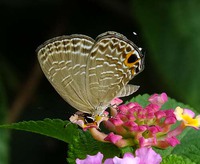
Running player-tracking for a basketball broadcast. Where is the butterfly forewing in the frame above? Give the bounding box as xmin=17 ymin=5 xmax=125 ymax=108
xmin=37 ymin=35 xmax=95 ymax=113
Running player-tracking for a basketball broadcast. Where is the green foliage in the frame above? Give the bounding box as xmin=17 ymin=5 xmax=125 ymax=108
xmin=0 ymin=78 xmax=7 ymax=123
xmin=0 ymin=78 xmax=9 ymax=164
xmin=132 ymin=0 xmax=200 ymax=112
xmin=0 ymin=94 xmax=200 ymax=163
xmin=162 ymin=154 xmax=196 ymax=164
xmin=0 ymin=119 xmax=78 ymax=143
xmin=128 ymin=94 xmax=150 ymax=107
xmin=0 ymin=130 xmax=9 ymax=164
xmin=67 ymin=130 xmax=120 ymax=164
xmin=154 ymin=127 xmax=200 ymax=162
xmin=172 ymin=129 xmax=200 ymax=164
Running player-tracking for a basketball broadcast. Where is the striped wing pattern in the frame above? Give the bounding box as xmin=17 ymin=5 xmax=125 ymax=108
xmin=37 ymin=31 xmax=144 ymax=116
xmin=37 ymin=35 xmax=95 ymax=113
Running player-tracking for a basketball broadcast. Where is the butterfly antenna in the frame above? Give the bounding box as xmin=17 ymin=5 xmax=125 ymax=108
xmin=64 ymin=121 xmax=72 ymax=128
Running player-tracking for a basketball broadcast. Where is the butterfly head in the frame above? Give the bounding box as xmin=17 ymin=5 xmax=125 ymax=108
xmin=69 ymin=111 xmax=108 ymax=130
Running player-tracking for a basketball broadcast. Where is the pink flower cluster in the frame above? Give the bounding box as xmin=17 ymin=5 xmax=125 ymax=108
xmin=76 ymin=147 xmax=162 ymax=164
xmin=90 ymin=93 xmax=181 ymax=149
xmin=72 ymin=92 xmax=200 ymax=164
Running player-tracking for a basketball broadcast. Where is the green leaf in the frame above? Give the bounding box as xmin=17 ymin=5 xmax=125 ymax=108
xmin=0 ymin=76 xmax=7 ymax=124
xmin=0 ymin=129 xmax=9 ymax=164
xmin=0 ymin=119 xmax=79 ymax=144
xmin=155 ymin=128 xmax=200 ymax=163
xmin=67 ymin=130 xmax=120 ymax=164
xmin=0 ymin=77 xmax=9 ymax=164
xmin=172 ymin=129 xmax=200 ymax=164
xmin=162 ymin=154 xmax=196 ymax=164
xmin=128 ymin=94 xmax=150 ymax=107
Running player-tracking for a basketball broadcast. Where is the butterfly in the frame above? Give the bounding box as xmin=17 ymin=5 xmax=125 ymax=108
xmin=37 ymin=31 xmax=144 ymax=121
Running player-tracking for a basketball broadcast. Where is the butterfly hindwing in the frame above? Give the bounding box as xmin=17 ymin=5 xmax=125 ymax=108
xmin=86 ymin=32 xmax=144 ymax=113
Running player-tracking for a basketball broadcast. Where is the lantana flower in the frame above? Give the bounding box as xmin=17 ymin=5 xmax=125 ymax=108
xmin=174 ymin=106 xmax=200 ymax=129
xmin=76 ymin=152 xmax=103 ymax=164
xmin=89 ymin=93 xmax=181 ymax=149
xmin=135 ymin=147 xmax=162 ymax=164
xmin=71 ymin=93 xmax=200 ymax=149
xmin=104 ymin=153 xmax=140 ymax=164
xmin=76 ymin=147 xmax=162 ymax=164
xmin=162 ymin=106 xmax=200 ymax=140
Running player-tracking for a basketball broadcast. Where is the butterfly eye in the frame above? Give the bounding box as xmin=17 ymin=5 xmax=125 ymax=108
xmin=85 ymin=115 xmax=94 ymax=123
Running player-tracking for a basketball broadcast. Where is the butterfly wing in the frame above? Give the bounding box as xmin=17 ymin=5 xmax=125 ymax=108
xmin=86 ymin=31 xmax=144 ymax=114
xmin=117 ymin=84 xmax=140 ymax=97
xmin=37 ymin=35 xmax=95 ymax=114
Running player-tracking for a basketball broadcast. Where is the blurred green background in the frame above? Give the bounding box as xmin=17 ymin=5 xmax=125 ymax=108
xmin=1 ymin=0 xmax=200 ymax=163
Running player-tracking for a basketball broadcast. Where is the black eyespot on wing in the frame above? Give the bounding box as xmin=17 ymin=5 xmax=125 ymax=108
xmin=127 ymin=54 xmax=138 ymax=63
